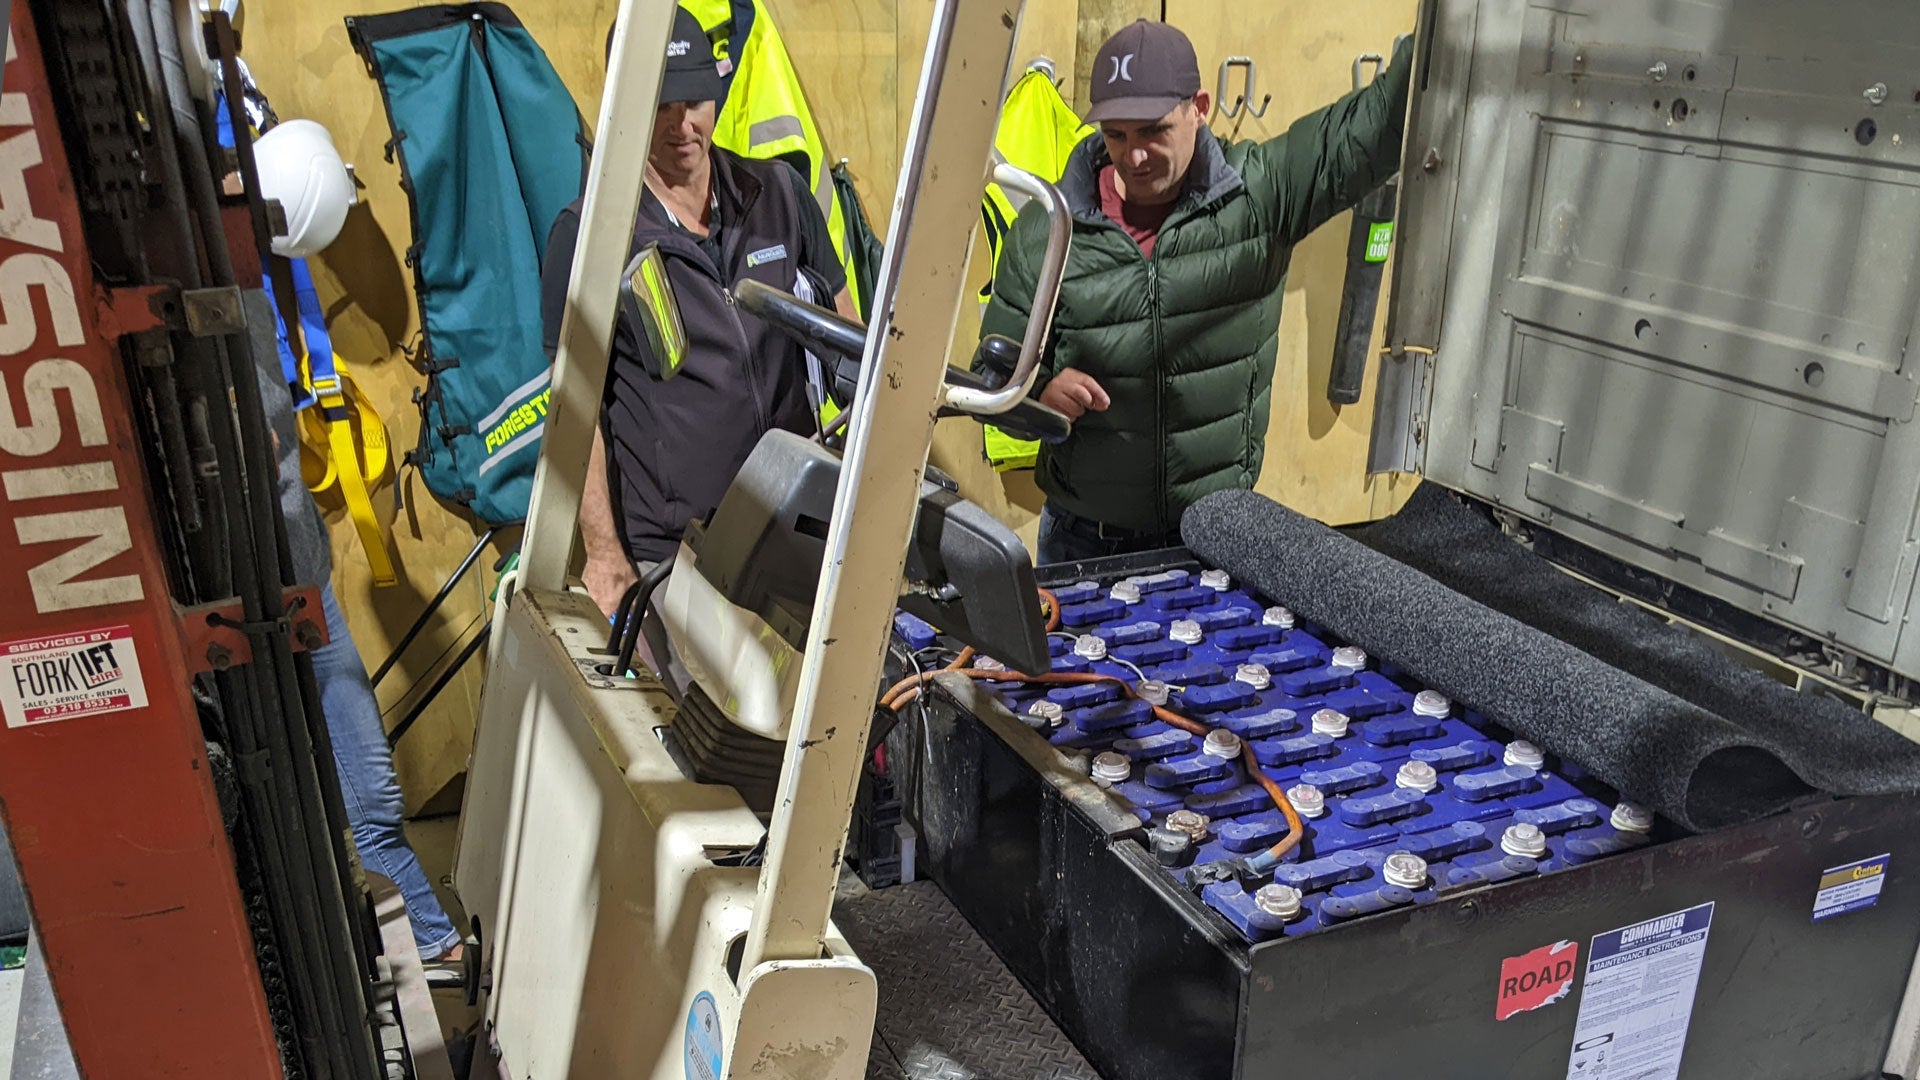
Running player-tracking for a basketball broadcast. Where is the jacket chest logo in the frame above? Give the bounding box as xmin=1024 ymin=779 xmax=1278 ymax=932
xmin=745 ymin=243 xmax=788 ymax=268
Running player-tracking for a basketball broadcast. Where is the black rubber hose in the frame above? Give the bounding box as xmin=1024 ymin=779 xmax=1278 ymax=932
xmin=616 ymin=560 xmax=675 ymax=677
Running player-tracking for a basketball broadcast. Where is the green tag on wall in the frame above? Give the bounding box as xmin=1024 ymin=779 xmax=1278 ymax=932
xmin=1365 ymin=221 xmax=1395 ymax=263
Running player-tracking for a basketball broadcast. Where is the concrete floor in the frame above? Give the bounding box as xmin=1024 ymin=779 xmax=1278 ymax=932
xmin=0 ymin=963 xmax=20 ymax=1078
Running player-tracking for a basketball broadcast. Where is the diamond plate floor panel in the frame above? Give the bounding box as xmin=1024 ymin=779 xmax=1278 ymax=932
xmin=834 ymin=880 xmax=1103 ymax=1080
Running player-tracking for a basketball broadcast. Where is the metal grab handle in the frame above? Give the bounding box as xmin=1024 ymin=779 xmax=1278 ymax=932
xmin=1217 ymin=56 xmax=1272 ymax=119
xmin=940 ymin=162 xmax=1071 ymax=417
xmin=1352 ymin=52 xmax=1385 ymax=91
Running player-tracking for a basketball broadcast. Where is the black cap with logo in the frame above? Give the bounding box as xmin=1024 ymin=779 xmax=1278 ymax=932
xmin=660 ymin=6 xmax=733 ymax=105
xmin=1085 ymin=20 xmax=1202 ymax=123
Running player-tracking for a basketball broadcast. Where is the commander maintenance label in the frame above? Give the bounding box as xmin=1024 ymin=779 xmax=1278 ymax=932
xmin=0 ymin=626 xmax=148 ymax=728
xmin=1564 ymin=902 xmax=1715 ymax=1080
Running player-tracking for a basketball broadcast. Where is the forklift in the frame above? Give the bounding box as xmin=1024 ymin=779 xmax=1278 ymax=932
xmin=9 ymin=0 xmax=1920 ymax=1078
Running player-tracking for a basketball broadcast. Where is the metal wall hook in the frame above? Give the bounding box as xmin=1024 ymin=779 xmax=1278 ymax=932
xmin=1352 ymin=52 xmax=1385 ymax=91
xmin=1217 ymin=57 xmax=1271 ymax=119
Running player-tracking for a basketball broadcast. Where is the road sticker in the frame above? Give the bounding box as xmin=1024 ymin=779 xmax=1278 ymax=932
xmin=0 ymin=626 xmax=148 ymax=728
xmin=1498 ymin=938 xmax=1579 ymax=1020
xmin=1565 ymin=902 xmax=1714 ymax=1080
xmin=684 ymin=991 xmax=723 ymax=1080
xmin=1813 ymin=854 xmax=1890 ymax=922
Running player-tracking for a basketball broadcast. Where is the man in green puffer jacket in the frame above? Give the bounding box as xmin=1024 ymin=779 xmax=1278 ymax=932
xmin=982 ymin=21 xmax=1413 ymax=564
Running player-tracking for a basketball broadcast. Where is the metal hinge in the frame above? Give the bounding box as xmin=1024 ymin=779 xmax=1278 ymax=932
xmin=175 ymin=585 xmax=329 ymax=674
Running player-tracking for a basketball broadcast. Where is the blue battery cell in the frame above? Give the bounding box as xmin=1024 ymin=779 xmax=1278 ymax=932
xmin=1050 ymin=581 xmax=1102 ymax=607
xmin=1179 ymin=680 xmax=1260 ymax=714
xmin=1297 ymin=761 xmax=1386 ymax=796
xmin=1216 ymin=812 xmax=1293 ymax=854
xmin=1357 ymin=713 xmax=1448 ymax=747
xmin=1296 ymin=814 xmax=1404 ymax=857
xmin=1148 ymin=660 xmax=1227 ymax=687
xmin=1564 ymin=828 xmax=1652 ymax=865
xmin=1444 ymin=854 xmax=1542 ymax=889
xmin=1201 ymin=881 xmax=1309 ymax=942
xmin=1450 ymin=764 xmax=1543 ymax=803
xmin=1046 ymin=682 xmax=1121 ymax=709
xmin=1411 ymin=739 xmax=1499 ymax=773
xmin=1050 ymin=655 xmax=1093 ymax=675
xmin=1146 ymin=751 xmax=1234 ymax=790
xmin=1337 ymin=787 xmax=1430 ymax=827
xmin=1095 ymin=621 xmax=1164 ymax=646
xmin=1046 ymin=636 xmax=1071 ymax=658
xmin=1313 ymin=686 xmax=1408 ymax=720
xmin=1397 ymin=820 xmax=1493 ymax=862
xmin=1111 ymin=780 xmax=1185 ymax=820
xmin=1338 ymin=718 xmax=1488 ymax=766
xmin=1150 ymin=586 xmax=1217 ymax=611
xmin=1513 ymin=798 xmax=1606 ymax=836
xmin=1216 ymin=707 xmax=1300 ymax=740
xmin=1115 ymin=640 xmax=1189 ymax=666
xmin=1279 ymin=665 xmax=1355 ymax=698
xmin=1060 ymin=598 xmax=1127 ymax=628
xmin=894 ymin=611 xmax=939 ymax=651
xmin=1318 ymin=884 xmax=1419 ymax=925
xmin=1184 ymin=784 xmax=1272 ymax=818
xmin=1251 ymin=732 xmax=1341 ymax=768
xmin=1215 ymin=625 xmax=1288 ymax=651
xmin=1192 ymin=606 xmax=1256 ymax=632
xmin=1245 ymin=646 xmax=1324 ymax=674
xmin=1272 ymin=849 xmax=1375 ymax=893
xmin=1074 ymin=698 xmax=1154 ymax=732
xmin=1111 ymin=729 xmax=1196 ymax=761
xmin=1134 ymin=570 xmax=1191 ymax=593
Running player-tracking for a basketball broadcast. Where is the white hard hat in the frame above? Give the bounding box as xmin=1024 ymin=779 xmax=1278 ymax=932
xmin=253 ymin=119 xmax=356 ymax=257
xmin=179 ymin=0 xmax=247 ymax=103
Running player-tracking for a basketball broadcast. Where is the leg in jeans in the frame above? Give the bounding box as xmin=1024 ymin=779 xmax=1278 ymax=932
xmin=310 ymin=583 xmax=462 ymax=960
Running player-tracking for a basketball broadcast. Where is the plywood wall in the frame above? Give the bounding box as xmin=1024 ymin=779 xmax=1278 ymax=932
xmin=239 ymin=0 xmax=1416 ymax=811
xmin=1167 ymin=0 xmax=1421 ymax=525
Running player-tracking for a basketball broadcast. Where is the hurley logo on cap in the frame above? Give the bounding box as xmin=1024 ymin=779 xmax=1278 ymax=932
xmin=1085 ymin=20 xmax=1202 ymax=123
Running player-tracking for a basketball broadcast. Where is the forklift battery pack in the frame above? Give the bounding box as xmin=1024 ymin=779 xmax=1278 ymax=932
xmin=889 ymin=538 xmax=1920 ymax=1080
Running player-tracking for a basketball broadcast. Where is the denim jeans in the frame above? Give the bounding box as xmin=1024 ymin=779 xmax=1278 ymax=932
xmin=1037 ymin=504 xmax=1180 ymax=567
xmin=312 ymin=584 xmax=462 ymax=959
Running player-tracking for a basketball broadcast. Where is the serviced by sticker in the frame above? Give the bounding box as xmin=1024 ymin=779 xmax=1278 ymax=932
xmin=1813 ymin=854 xmax=1890 ymax=921
xmin=1565 ymin=902 xmax=1714 ymax=1080
xmin=0 ymin=626 xmax=148 ymax=728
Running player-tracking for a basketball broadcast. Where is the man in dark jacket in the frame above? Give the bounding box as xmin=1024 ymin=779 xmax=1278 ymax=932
xmin=982 ymin=21 xmax=1413 ymax=564
xmin=542 ymin=7 xmax=854 ymax=616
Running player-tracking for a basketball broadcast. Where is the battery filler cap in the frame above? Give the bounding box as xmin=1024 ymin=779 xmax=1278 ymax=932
xmin=1286 ymin=783 xmax=1327 ymax=818
xmin=1504 ymin=740 xmax=1546 ymax=769
xmin=1382 ymin=852 xmax=1429 ymax=889
xmin=1312 ymin=709 xmax=1352 ymax=737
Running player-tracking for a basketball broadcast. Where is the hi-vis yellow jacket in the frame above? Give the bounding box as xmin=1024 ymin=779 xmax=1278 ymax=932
xmin=685 ymin=0 xmax=864 ymax=318
xmin=981 ymin=67 xmax=1092 ymax=471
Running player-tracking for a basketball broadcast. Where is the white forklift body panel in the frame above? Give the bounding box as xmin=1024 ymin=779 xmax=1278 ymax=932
xmin=1375 ymin=0 xmax=1920 ymax=688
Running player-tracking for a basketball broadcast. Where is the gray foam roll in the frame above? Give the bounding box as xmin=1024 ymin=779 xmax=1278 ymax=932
xmin=1182 ymin=490 xmax=1809 ymax=831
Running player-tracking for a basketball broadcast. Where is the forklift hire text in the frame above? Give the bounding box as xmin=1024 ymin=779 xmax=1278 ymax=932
xmin=0 ymin=34 xmax=145 ymax=615
xmin=13 ymin=639 xmax=122 ymax=697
